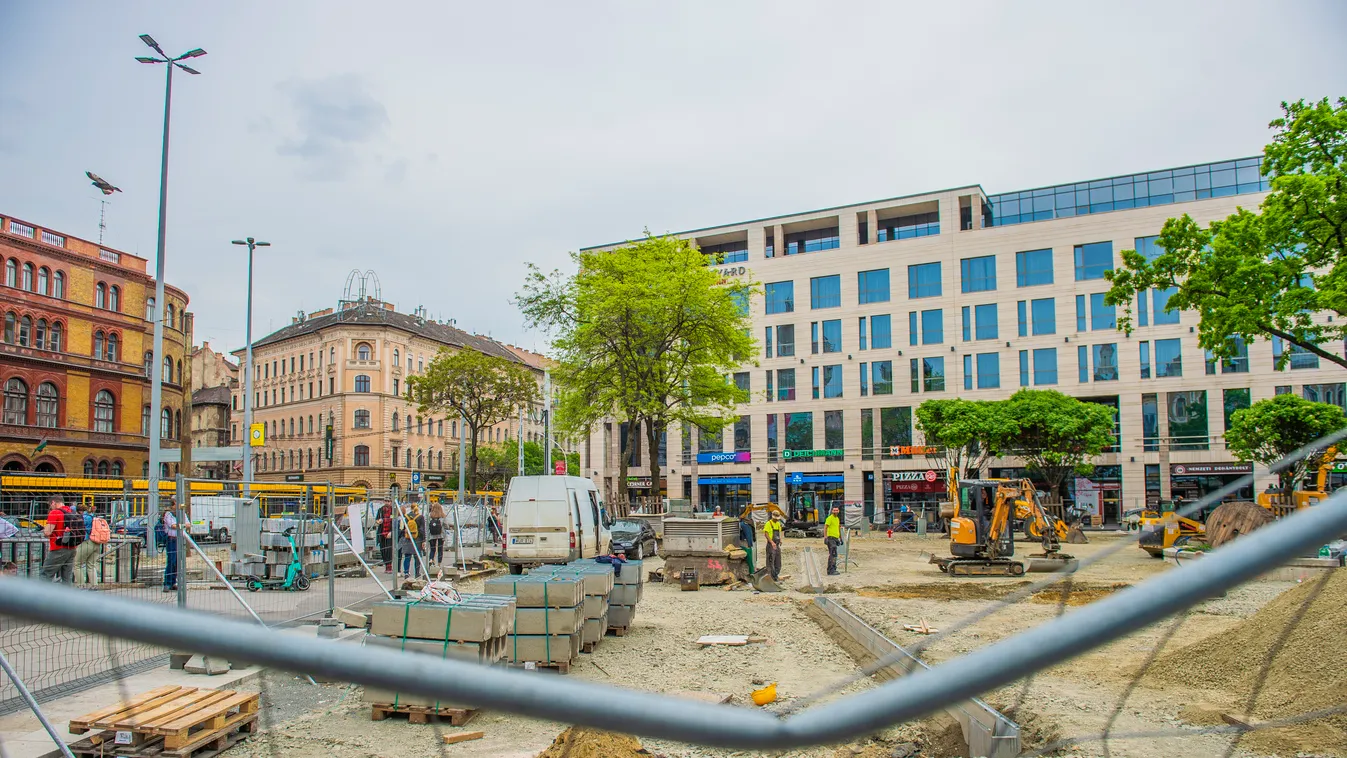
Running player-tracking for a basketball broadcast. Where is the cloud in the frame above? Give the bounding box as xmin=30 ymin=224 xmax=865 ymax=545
xmin=276 ymin=74 xmax=389 ymax=181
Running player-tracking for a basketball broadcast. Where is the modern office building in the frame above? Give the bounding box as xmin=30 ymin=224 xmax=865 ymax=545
xmin=0 ymin=213 xmax=193 ymax=476
xmin=230 ymin=295 xmax=547 ymax=490
xmin=580 ymin=156 xmax=1343 ymax=524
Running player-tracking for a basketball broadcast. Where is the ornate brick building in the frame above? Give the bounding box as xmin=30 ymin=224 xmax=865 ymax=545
xmin=0 ymin=213 xmax=192 ymax=476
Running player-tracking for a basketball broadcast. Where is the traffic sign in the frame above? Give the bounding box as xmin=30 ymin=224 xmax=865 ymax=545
xmin=787 ymin=472 xmax=804 ymax=486
xmin=249 ymin=423 xmax=265 ymax=447
xmin=411 ymin=471 xmax=421 ymax=485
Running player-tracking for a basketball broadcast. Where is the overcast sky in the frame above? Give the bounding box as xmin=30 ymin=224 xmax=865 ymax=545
xmin=2 ymin=2 xmax=1344 ymax=355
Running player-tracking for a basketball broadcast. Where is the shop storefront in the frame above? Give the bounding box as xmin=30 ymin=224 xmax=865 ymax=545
xmin=1169 ymin=462 xmax=1253 ymax=514
xmin=784 ymin=472 xmax=844 ymax=519
xmin=882 ymin=468 xmax=946 ymax=524
xmin=697 ymin=475 xmax=752 ymax=515
xmin=625 ymin=476 xmax=667 ymax=499
xmin=1068 ymin=465 xmax=1122 ymax=526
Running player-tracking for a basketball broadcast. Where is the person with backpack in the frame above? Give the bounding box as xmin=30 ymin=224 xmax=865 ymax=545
xmin=159 ymin=500 xmax=181 ymax=593
xmin=74 ymin=503 xmax=109 ymax=584
xmin=397 ymin=504 xmax=422 ymax=578
xmin=376 ymin=502 xmax=394 ymax=573
xmin=40 ymin=494 xmax=80 ymax=583
xmin=426 ymin=503 xmax=446 ymax=566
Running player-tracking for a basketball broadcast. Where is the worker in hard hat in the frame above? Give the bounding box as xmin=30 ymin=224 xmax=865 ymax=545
xmin=762 ymin=510 xmax=784 ymax=581
xmin=824 ymin=506 xmax=842 ymax=575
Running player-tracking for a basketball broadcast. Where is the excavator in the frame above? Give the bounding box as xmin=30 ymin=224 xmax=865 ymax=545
xmin=1137 ymin=501 xmax=1207 ymax=557
xmin=1253 ymin=446 xmax=1338 ymax=517
xmin=930 ymin=478 xmax=1079 ymax=577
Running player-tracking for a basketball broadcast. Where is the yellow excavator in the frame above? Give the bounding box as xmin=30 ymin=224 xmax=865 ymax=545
xmin=931 ymin=478 xmax=1079 ymax=577
xmin=1138 ymin=502 xmax=1207 ymax=557
xmin=1201 ymin=446 xmax=1339 ymax=548
xmin=1254 ymin=446 xmax=1337 ymax=517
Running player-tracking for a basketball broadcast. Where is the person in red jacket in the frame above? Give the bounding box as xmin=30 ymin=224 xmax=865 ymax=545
xmin=376 ymin=502 xmax=394 ymax=572
xmin=40 ymin=495 xmax=78 ymax=583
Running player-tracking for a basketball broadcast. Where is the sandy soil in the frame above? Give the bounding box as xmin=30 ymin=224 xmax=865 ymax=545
xmin=221 ymin=531 xmax=1332 ymax=758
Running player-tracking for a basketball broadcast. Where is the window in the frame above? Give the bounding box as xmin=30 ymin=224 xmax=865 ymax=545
xmin=976 ymin=353 xmax=1000 ymax=389
xmin=329 ymin=377 xmax=334 ymax=394
xmin=356 ymin=343 xmax=372 ymax=360
xmin=870 ymin=315 xmax=891 ymax=349
xmin=860 ymin=362 xmax=868 ymax=396
xmin=36 ymin=267 xmax=48 ymax=295
xmin=308 ymin=416 xmax=314 ymax=434
xmin=3 ymin=258 xmax=14 ymax=286
xmin=764 ymin=326 xmax=773 ymax=358
xmin=974 ymin=304 xmax=998 ymax=340
xmin=824 ymin=410 xmax=844 ymax=461
xmin=105 ymin=333 xmax=118 ymax=362
xmin=1090 ymin=293 xmax=1116 ymax=330
xmin=2 ymin=312 xmax=11 ymax=343
xmin=821 ymin=320 xmax=841 ymax=353
xmin=354 ymin=409 xmax=371 ymax=428
xmin=1140 ymin=341 xmax=1151 ymax=378
xmin=1222 ymin=336 xmax=1250 ymax=373
xmin=417 ymin=417 xmax=424 ymax=434
xmin=810 ymin=275 xmax=841 ymax=309
xmin=962 ymin=307 xmax=970 ymax=342
xmin=1015 ymin=249 xmax=1054 ymax=287
xmin=765 ymin=281 xmax=794 ymax=314
xmin=776 ymin=324 xmax=795 ymax=357
xmin=908 ymin=262 xmax=942 ymax=298
xmin=1073 ymin=241 xmax=1113 ymax=280
xmin=785 ymin=226 xmax=839 ymax=255
xmin=811 ymin=366 xmax=819 ymax=399
xmin=1032 ymin=348 xmax=1058 ymax=385
xmin=3 ymin=378 xmax=27 ymax=424
xmin=923 ymin=357 xmax=945 ymax=392
xmin=960 ymin=255 xmax=996 ymax=293
xmin=144 ymin=296 xmax=155 ymax=322
xmin=776 ymin=368 xmax=796 ymax=401
xmin=823 ymin=365 xmax=842 ymax=399
xmin=767 ymin=370 xmax=773 ymax=401
xmin=109 ymin=286 xmax=120 ymax=312
xmin=34 ymin=319 xmax=45 ymax=349
xmin=1019 ymin=350 xmax=1030 ymax=386
xmin=53 ymin=271 xmax=63 ymax=299
xmin=93 ymin=331 xmax=104 ymax=359
xmin=702 ymin=240 xmax=749 ymax=264
xmin=1155 ymin=338 xmax=1182 ymax=377
xmin=22 ymin=263 xmax=33 ymax=290
xmin=354 ymin=374 xmax=371 ymax=392
xmin=1093 ymin=344 xmax=1119 ymax=381
xmin=877 ymin=211 xmax=939 ymax=240
xmin=1168 ymin=390 xmax=1210 ymax=451
xmin=354 ymin=445 xmax=370 ymax=466
xmin=964 ymin=355 xmax=973 ymax=390
xmin=93 ymin=390 xmax=115 ymax=432
xmin=35 ymin=382 xmax=57 ymax=427
xmin=49 ymin=322 xmax=61 ymax=352
xmin=920 ymin=309 xmax=943 ymax=344
xmin=1030 ymin=298 xmax=1056 ymax=335
xmin=857 ymin=269 xmax=890 ymax=303
xmin=18 ymin=316 xmax=30 ymax=346
xmin=95 ymin=283 xmax=106 ymax=308
xmin=1152 ymin=287 xmax=1179 ymax=325
xmin=1303 ymin=383 xmax=1346 ymax=412
xmin=1075 ymin=295 xmax=1086 ymax=332
xmin=165 ymin=303 xmax=174 ymax=328
xmin=733 ymin=372 xmax=750 ymax=394
xmin=1273 ymin=336 xmax=1320 ymax=370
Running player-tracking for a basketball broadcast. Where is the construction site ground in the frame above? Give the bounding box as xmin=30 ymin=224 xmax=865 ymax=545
xmin=205 ymin=531 xmax=1336 ymax=758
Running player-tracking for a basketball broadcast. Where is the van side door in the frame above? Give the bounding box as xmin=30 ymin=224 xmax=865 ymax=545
xmin=571 ymin=490 xmax=585 ymax=559
xmin=587 ymin=490 xmax=602 ymax=554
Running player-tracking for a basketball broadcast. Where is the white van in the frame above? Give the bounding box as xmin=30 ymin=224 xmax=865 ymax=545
xmin=185 ymin=496 xmax=249 ymax=543
xmin=503 ymin=476 xmax=611 ymax=574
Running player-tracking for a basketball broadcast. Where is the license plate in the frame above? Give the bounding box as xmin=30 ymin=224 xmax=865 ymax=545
xmin=511 ymin=536 xmax=533 ymax=545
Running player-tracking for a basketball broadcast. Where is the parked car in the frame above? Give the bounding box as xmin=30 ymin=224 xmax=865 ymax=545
xmin=112 ymin=516 xmax=149 ymax=545
xmin=1 ymin=515 xmax=43 ymax=537
xmin=609 ymin=519 xmax=657 ymax=561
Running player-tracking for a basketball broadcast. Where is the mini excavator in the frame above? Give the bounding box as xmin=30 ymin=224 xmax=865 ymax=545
xmin=931 ymin=478 xmax=1080 ymax=577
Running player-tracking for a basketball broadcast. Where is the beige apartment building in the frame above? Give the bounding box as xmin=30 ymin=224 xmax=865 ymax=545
xmin=582 ymin=156 xmax=1344 ymax=524
xmin=229 ymin=298 xmax=546 ymax=491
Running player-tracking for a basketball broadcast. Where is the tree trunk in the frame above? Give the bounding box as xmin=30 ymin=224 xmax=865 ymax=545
xmin=467 ymin=423 xmax=480 ymax=493
xmin=617 ymin=413 xmax=636 ymax=509
xmin=646 ymin=418 xmax=665 ymax=513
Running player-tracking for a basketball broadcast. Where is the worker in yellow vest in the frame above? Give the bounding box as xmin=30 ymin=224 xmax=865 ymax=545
xmin=762 ymin=511 xmax=784 ymax=581
xmin=824 ymin=506 xmax=842 ymax=575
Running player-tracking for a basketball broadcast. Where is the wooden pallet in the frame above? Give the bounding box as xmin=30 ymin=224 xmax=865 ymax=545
xmin=67 ymin=685 xmax=259 ymax=757
xmin=369 ymin=703 xmax=478 ymax=725
xmin=606 ymin=625 xmax=629 ymax=637
xmin=510 ymin=660 xmax=572 ymax=674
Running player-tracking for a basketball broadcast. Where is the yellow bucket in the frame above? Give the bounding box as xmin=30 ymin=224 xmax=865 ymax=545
xmin=751 ymin=682 xmax=778 ymax=706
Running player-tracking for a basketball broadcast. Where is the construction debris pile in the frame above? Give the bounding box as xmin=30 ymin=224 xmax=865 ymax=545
xmin=229 ymin=518 xmax=328 ymax=579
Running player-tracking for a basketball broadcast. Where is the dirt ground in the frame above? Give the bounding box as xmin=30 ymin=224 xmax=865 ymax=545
xmin=221 ymin=531 xmax=1339 ymax=758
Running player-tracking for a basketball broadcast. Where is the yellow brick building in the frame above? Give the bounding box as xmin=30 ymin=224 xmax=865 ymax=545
xmin=1 ymin=213 xmax=192 ymax=476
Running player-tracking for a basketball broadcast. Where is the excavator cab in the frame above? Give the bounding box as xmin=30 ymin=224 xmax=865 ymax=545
xmin=949 ymin=481 xmax=1014 ymax=560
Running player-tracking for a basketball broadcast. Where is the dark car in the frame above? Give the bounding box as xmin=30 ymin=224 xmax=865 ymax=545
xmin=112 ymin=516 xmax=149 ymax=545
xmin=609 ymin=519 xmax=657 ymax=561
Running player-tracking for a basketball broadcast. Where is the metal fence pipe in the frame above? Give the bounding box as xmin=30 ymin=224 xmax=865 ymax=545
xmin=0 ymin=649 xmax=76 ymax=758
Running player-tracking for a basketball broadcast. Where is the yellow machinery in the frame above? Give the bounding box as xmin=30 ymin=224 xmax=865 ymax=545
xmin=1254 ymin=446 xmax=1337 ymax=517
xmin=1137 ymin=502 xmax=1206 ymax=557
xmin=931 ymin=478 xmax=1077 ymax=577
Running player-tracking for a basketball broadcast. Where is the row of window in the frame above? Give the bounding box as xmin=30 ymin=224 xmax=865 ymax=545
xmin=258 ymin=344 xmax=427 ymax=381
xmin=2 ymin=378 xmax=60 ymax=427
xmin=141 ymin=406 xmax=183 ymax=440
xmin=4 ymin=259 xmax=66 ymax=298
xmin=250 ymin=445 xmax=454 ymax=472
xmin=3 ymin=313 xmax=65 ymax=351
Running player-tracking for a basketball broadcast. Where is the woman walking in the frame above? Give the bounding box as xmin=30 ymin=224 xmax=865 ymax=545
xmin=426 ymin=503 xmax=446 ymax=566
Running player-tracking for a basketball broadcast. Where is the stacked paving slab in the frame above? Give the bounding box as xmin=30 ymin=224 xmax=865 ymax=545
xmin=228 ymin=518 xmax=328 ymax=579
xmin=484 ymin=575 xmax=585 ymax=671
xmin=361 ymin=594 xmax=515 ymax=709
xmin=603 ymin=559 xmax=643 ymax=633
xmin=528 ymin=563 xmax=616 ymax=652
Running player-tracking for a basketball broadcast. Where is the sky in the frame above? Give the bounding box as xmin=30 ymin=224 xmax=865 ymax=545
xmin=1 ymin=1 xmax=1344 ymax=356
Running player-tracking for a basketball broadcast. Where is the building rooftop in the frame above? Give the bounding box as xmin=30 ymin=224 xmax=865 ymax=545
xmin=191 ymin=385 xmax=233 ymax=407
xmin=242 ymin=306 xmax=524 ymax=365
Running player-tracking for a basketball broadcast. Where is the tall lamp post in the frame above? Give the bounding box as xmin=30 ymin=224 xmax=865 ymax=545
xmin=137 ymin=34 xmax=205 ymax=551
xmin=231 ymin=237 xmax=269 ymax=492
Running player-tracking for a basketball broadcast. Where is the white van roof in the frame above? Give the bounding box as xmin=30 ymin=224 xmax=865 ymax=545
xmin=507 ymin=475 xmax=595 ymax=502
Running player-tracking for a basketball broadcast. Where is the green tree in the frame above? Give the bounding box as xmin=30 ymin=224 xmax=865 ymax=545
xmin=914 ymin=398 xmax=1013 ymax=478
xmin=1000 ymin=390 xmax=1116 ymax=497
xmin=405 ymin=349 xmax=539 ymax=493
xmin=1105 ymin=97 xmax=1347 ymax=369
xmin=1225 ymin=394 xmax=1346 ymax=496
xmin=518 ymin=234 xmax=756 ymax=505
xmin=475 ymin=439 xmax=581 ymax=490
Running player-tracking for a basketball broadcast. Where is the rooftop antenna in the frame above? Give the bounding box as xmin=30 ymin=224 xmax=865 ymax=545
xmin=98 ymin=200 xmax=109 ymax=245
xmin=85 ymin=171 xmax=121 ymax=245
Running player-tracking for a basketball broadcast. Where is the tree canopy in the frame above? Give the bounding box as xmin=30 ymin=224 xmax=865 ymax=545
xmin=1225 ymin=394 xmax=1346 ymax=494
xmin=476 ymin=439 xmax=580 ymax=491
xmin=914 ymin=398 xmax=1013 ymax=476
xmin=518 ymin=234 xmax=756 ymax=502
xmin=405 ymin=348 xmax=539 ymax=492
xmin=1000 ymin=390 xmax=1117 ymax=496
xmin=1105 ymin=97 xmax=1347 ymax=369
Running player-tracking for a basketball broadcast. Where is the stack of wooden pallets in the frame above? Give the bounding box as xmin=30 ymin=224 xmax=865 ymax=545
xmin=66 ymin=686 xmax=259 ymax=758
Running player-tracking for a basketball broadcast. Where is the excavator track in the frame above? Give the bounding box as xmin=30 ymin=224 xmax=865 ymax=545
xmin=944 ymin=559 xmax=1025 ymax=577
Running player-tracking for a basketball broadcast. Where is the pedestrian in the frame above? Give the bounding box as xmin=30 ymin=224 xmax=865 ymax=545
xmin=0 ymin=510 xmax=19 ymax=540
xmin=487 ymin=508 xmax=503 ymax=544
xmin=376 ymin=501 xmax=394 ymax=572
xmin=738 ymin=512 xmax=756 ymax=571
xmin=763 ymin=510 xmax=784 ymax=581
xmin=426 ymin=503 xmax=446 ymax=565
xmin=159 ymin=500 xmax=181 ymax=593
xmin=823 ymin=505 xmax=842 ymax=576
xmin=73 ymin=503 xmax=101 ymax=584
xmin=398 ymin=505 xmax=422 ymax=578
xmin=40 ymin=495 xmax=80 ymax=583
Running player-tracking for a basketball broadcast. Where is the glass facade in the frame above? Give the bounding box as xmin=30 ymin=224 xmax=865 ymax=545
xmin=1074 ymin=241 xmax=1113 ymax=281
xmin=765 ymin=281 xmax=794 ymax=314
xmin=960 ymin=255 xmax=996 ymax=293
xmin=857 ymin=268 xmax=890 ymax=303
xmin=1168 ymin=390 xmax=1210 ymax=450
xmin=878 ymin=211 xmax=939 ymax=241
xmin=1223 ymin=388 xmax=1251 ymax=431
xmin=702 ymin=240 xmax=748 ymax=264
xmin=988 ymin=157 xmax=1269 ymax=227
xmin=810 ymin=275 xmax=841 ymax=309
xmin=786 ymin=227 xmax=840 ymax=255
xmin=908 ymin=262 xmax=942 ymax=298
xmin=1015 ymin=249 xmax=1053 ymax=287
xmin=976 ymin=352 xmax=1000 ymax=389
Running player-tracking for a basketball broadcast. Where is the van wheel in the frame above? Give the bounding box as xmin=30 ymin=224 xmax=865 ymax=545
xmin=508 ymin=563 xmax=524 ymax=575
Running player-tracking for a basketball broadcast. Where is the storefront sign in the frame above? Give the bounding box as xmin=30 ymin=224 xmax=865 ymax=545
xmin=887 ymin=445 xmax=938 ymax=457
xmin=699 ymin=475 xmax=751 ymax=485
xmin=627 ymin=476 xmax=652 ymax=489
xmin=697 ymin=451 xmax=751 ymax=464
xmin=889 ymin=470 xmax=940 ymax=482
xmin=782 ymin=449 xmax=842 ymax=460
xmin=717 ymin=265 xmax=747 ymax=279
xmin=1171 ymin=462 xmax=1252 ymax=476
xmin=423 ymin=474 xmax=446 ymax=484
xmin=284 ymin=474 xmax=304 ymax=482
xmin=786 ymin=473 xmax=845 ymax=484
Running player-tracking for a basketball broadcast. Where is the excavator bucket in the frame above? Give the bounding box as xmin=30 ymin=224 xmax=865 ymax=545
xmin=751 ymin=572 xmax=784 ymax=592
xmin=1064 ymin=524 xmax=1089 ymax=544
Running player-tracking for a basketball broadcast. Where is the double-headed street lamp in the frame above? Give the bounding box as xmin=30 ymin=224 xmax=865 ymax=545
xmin=231 ymin=237 xmax=270 ymax=490
xmin=137 ymin=34 xmax=205 ymax=550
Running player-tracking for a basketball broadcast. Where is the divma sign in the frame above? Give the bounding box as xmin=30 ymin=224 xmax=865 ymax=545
xmin=696 ymin=451 xmax=752 ymax=464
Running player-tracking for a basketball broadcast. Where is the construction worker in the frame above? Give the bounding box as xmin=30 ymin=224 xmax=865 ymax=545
xmin=762 ymin=510 xmax=784 ymax=581
xmin=823 ymin=506 xmax=842 ymax=575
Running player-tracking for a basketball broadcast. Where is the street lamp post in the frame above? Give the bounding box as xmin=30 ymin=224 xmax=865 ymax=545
xmin=137 ymin=35 xmax=205 ymax=551
xmin=231 ymin=237 xmax=269 ymax=492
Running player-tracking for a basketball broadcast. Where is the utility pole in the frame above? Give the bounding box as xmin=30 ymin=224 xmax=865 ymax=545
xmin=517 ymin=406 xmax=525 ymax=476
xmin=543 ymin=370 xmax=552 ymax=474
xmin=231 ymin=237 xmax=269 ymax=496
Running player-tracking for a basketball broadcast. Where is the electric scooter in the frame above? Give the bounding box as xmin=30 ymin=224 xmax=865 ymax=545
xmin=245 ymin=527 xmax=311 ymax=592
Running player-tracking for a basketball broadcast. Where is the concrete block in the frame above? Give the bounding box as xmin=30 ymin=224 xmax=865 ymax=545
xmin=169 ymin=652 xmax=193 ymax=670
xmin=184 ymin=654 xmax=230 ymax=675
xmin=334 ymin=607 xmax=370 ymax=629
xmin=317 ymin=619 xmax=345 ymax=639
